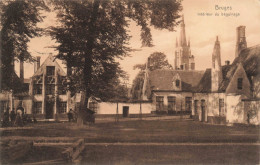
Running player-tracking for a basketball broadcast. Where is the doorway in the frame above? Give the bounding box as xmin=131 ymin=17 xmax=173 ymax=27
xmin=201 ymin=100 xmax=206 ymax=122
xmin=46 ymin=101 xmax=54 ymax=119
xmin=123 ymin=106 xmax=129 ymax=117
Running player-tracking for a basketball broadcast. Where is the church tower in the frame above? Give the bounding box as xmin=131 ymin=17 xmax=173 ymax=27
xmin=211 ymin=36 xmax=222 ymax=92
xmin=174 ymin=15 xmax=195 ymax=70
xmin=235 ymin=26 xmax=247 ymax=57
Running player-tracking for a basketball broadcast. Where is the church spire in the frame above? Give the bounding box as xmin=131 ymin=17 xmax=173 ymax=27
xmin=176 ymin=37 xmax=178 ymax=47
xmin=211 ymin=36 xmax=222 ymax=92
xmin=188 ymin=37 xmax=190 ymax=47
xmin=179 ymin=15 xmax=187 ymax=46
xmin=212 ymin=36 xmax=221 ymax=69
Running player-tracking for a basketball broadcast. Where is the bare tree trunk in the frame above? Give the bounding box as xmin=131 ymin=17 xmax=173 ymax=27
xmin=67 ymin=60 xmax=72 ymax=113
xmin=76 ymin=0 xmax=99 ymax=126
xmin=77 ymin=91 xmax=86 ymax=126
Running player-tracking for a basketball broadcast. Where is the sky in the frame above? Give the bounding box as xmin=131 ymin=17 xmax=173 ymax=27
xmin=16 ymin=0 xmax=260 ymax=86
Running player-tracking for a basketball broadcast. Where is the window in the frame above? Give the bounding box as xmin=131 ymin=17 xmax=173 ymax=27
xmin=167 ymin=96 xmax=176 ymax=111
xmin=176 ymin=80 xmax=180 ymax=87
xmin=219 ymin=99 xmax=225 ymax=116
xmin=34 ymin=84 xmax=42 ymax=94
xmin=59 ymin=102 xmax=67 ymax=113
xmin=34 ymin=76 xmax=42 ymax=84
xmin=156 ymin=96 xmax=164 ymax=111
xmin=185 ymin=97 xmax=192 ymax=112
xmin=46 ymin=84 xmax=55 ymax=95
xmin=34 ymin=102 xmax=42 ymax=114
xmin=46 ymin=66 xmax=55 ymax=76
xmin=89 ymin=102 xmax=98 ymax=113
xmin=201 ymin=100 xmax=206 ymax=107
xmin=46 ymin=76 xmax=55 ymax=84
xmin=237 ymin=78 xmax=243 ymax=89
xmin=194 ymin=100 xmax=199 ymax=115
xmin=58 ymin=86 xmax=67 ymax=95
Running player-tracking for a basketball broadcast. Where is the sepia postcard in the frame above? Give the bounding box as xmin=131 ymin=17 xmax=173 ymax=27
xmin=0 ymin=0 xmax=259 ymax=164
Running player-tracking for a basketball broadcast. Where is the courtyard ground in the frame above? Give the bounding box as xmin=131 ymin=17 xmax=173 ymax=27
xmin=0 ymin=117 xmax=259 ymax=164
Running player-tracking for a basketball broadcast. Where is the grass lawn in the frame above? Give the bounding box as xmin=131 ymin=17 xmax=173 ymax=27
xmin=1 ymin=119 xmax=259 ymax=164
xmin=1 ymin=119 xmax=259 ymax=143
xmin=7 ymin=144 xmax=259 ymax=165
xmin=83 ymin=145 xmax=259 ymax=165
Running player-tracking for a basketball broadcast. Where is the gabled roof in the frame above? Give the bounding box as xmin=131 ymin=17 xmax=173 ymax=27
xmin=33 ymin=54 xmax=66 ymax=77
xmin=234 ymin=45 xmax=260 ymax=77
xmin=147 ymin=69 xmax=204 ymax=92
xmin=196 ymin=45 xmax=260 ymax=93
xmin=196 ymin=65 xmax=233 ymax=93
xmin=220 ymin=45 xmax=260 ymax=91
xmin=196 ymin=69 xmax=211 ymax=93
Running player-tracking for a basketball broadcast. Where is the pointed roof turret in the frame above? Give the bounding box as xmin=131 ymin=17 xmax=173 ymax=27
xmin=179 ymin=15 xmax=187 ymax=46
xmin=212 ymin=36 xmax=221 ymax=69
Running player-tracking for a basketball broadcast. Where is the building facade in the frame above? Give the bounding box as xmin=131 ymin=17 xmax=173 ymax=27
xmin=190 ymin=26 xmax=259 ymax=125
xmin=0 ymin=54 xmax=81 ymax=121
xmin=141 ymin=25 xmax=260 ymax=125
xmin=29 ymin=54 xmax=69 ymax=119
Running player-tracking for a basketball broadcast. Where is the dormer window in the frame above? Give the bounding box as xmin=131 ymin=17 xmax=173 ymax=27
xmin=237 ymin=78 xmax=243 ymax=89
xmin=176 ymin=80 xmax=180 ymax=87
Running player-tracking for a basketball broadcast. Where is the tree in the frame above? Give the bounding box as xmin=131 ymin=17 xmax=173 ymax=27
xmin=49 ymin=0 xmax=182 ymax=125
xmin=134 ymin=52 xmax=173 ymax=71
xmin=131 ymin=52 xmax=173 ymax=100
xmin=0 ymin=0 xmax=48 ymax=91
xmin=131 ymin=71 xmax=145 ymax=100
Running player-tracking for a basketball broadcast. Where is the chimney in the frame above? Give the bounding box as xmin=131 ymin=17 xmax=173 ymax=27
xmin=235 ymin=26 xmax=247 ymax=57
xmin=20 ymin=61 xmax=24 ymax=80
xmin=225 ymin=60 xmax=230 ymax=65
xmin=34 ymin=56 xmax=41 ymax=73
xmin=189 ymin=55 xmax=195 ymax=70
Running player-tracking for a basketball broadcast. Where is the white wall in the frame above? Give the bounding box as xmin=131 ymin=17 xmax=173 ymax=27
xmin=207 ymin=93 xmax=225 ymax=117
xmin=226 ymin=94 xmax=244 ymax=124
xmin=152 ymin=91 xmax=193 ymax=111
xmin=98 ymin=102 xmax=152 ymax=114
xmin=243 ymin=100 xmax=260 ymax=125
